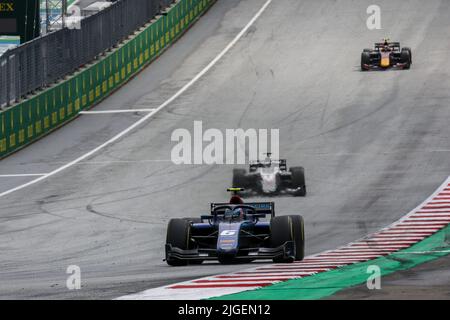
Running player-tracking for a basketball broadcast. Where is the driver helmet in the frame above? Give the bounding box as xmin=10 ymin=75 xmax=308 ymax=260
xmin=235 ymin=207 xmax=246 ymax=220
xmin=230 ymin=195 xmax=243 ymax=204
xmin=224 ymin=207 xmax=246 ymax=220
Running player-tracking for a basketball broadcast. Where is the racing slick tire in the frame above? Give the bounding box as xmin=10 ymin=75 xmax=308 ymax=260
xmin=232 ymin=169 xmax=248 ymax=188
xmin=180 ymin=218 xmax=204 ymax=264
xmin=289 ymin=167 xmax=306 ymax=196
xmin=271 ymin=215 xmax=305 ymax=263
xmin=401 ymin=50 xmax=411 ymax=69
xmin=271 ymin=216 xmax=294 ymax=263
xmin=402 ymin=47 xmax=412 ymax=64
xmin=166 ymin=218 xmax=192 ymax=266
xmin=363 ymin=48 xmax=372 ymax=53
xmin=361 ymin=52 xmax=371 ymax=71
xmin=290 ymin=215 xmax=305 ymax=261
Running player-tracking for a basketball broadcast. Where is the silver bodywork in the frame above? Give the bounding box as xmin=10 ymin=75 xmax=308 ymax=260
xmin=244 ymin=157 xmax=305 ymax=195
xmin=250 ymin=160 xmax=282 ymax=193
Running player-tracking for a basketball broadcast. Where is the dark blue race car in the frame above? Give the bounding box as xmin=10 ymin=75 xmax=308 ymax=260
xmin=165 ymin=188 xmax=305 ymax=266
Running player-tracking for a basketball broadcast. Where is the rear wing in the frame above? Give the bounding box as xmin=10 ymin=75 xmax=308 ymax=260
xmin=210 ymin=202 xmax=275 ymax=217
xmin=279 ymin=159 xmax=287 ymax=171
xmin=249 ymin=159 xmax=287 ymax=170
xmin=375 ymin=42 xmax=400 ymax=50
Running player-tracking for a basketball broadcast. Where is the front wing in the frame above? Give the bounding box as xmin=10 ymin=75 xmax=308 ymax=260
xmin=362 ymin=61 xmax=409 ymax=70
xmin=165 ymin=241 xmax=295 ymax=262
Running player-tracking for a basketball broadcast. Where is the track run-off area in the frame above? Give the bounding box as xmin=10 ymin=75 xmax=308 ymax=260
xmin=1 ymin=0 xmax=450 ymax=299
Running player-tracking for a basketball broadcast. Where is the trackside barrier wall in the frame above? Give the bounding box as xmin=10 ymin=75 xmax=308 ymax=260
xmin=0 ymin=0 xmax=167 ymax=108
xmin=0 ymin=0 xmax=216 ymax=158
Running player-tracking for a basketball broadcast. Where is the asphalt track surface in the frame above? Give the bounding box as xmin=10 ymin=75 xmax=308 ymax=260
xmin=1 ymin=0 xmax=450 ymax=299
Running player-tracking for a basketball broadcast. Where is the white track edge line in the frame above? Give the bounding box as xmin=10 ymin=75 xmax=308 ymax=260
xmin=0 ymin=0 xmax=273 ymax=199
xmin=79 ymin=109 xmax=155 ymax=114
xmin=0 ymin=173 xmax=48 ymax=177
xmin=314 ymin=177 xmax=450 ymax=257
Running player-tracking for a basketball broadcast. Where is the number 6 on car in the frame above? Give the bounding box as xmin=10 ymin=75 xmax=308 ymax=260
xmin=220 ymin=230 xmax=236 ymax=236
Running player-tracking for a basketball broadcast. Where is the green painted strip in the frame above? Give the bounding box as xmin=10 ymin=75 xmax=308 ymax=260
xmin=209 ymin=224 xmax=450 ymax=300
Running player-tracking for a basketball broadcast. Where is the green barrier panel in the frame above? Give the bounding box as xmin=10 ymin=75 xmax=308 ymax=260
xmin=0 ymin=0 xmax=216 ymax=159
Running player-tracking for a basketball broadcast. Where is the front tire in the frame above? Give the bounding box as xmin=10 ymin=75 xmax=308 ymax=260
xmin=271 ymin=215 xmax=305 ymax=263
xmin=401 ymin=50 xmax=411 ymax=69
xmin=290 ymin=215 xmax=305 ymax=260
xmin=361 ymin=52 xmax=371 ymax=71
xmin=271 ymin=216 xmax=294 ymax=263
xmin=181 ymin=218 xmax=203 ymax=264
xmin=402 ymin=47 xmax=412 ymax=64
xmin=166 ymin=219 xmax=191 ymax=266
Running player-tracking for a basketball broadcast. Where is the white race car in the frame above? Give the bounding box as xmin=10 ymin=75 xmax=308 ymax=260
xmin=232 ymin=154 xmax=306 ymax=197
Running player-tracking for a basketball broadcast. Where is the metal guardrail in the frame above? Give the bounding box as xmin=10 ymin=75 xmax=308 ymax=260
xmin=0 ymin=0 xmax=174 ymax=108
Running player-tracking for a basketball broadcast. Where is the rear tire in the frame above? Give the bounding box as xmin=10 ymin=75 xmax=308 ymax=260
xmin=361 ymin=52 xmax=371 ymax=71
xmin=290 ymin=167 xmax=306 ymax=196
xmin=363 ymin=48 xmax=372 ymax=53
xmin=166 ymin=219 xmax=191 ymax=266
xmin=180 ymin=218 xmax=203 ymax=264
xmin=232 ymin=169 xmax=248 ymax=189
